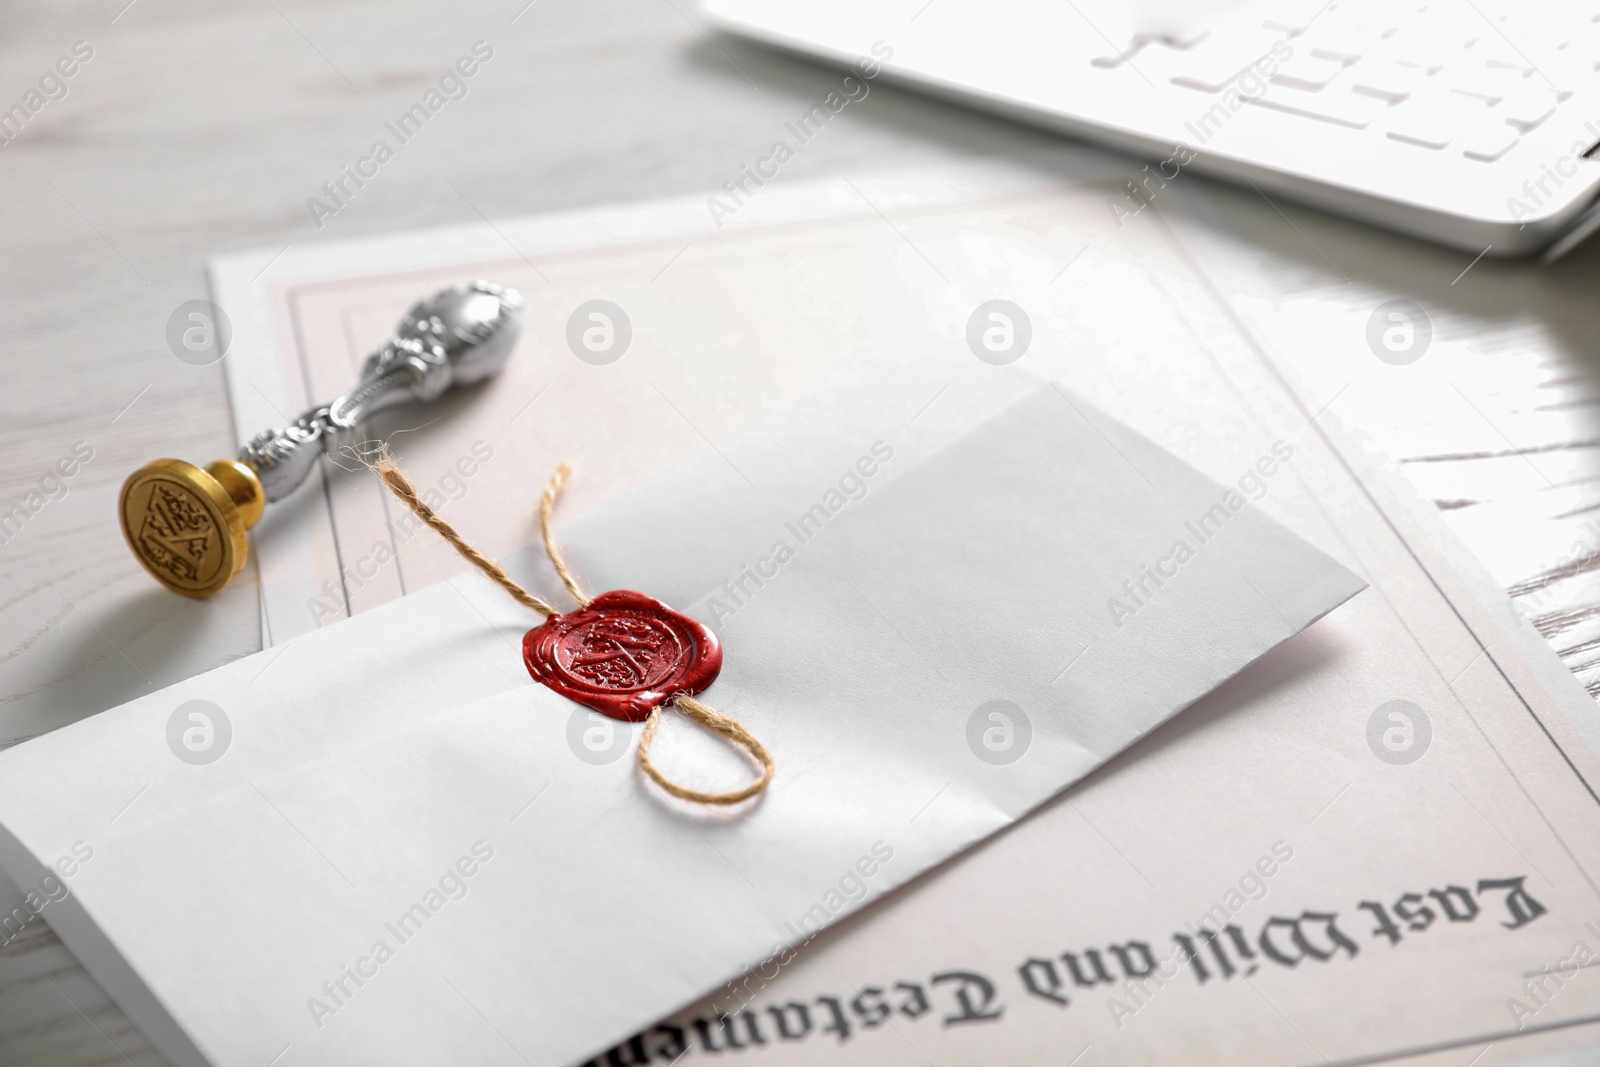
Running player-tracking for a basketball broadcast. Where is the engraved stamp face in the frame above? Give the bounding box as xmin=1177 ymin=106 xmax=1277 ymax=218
xmin=524 ymin=590 xmax=722 ymax=722
xmin=127 ymin=479 xmax=221 ymax=587
xmin=119 ymin=461 xmax=244 ymax=598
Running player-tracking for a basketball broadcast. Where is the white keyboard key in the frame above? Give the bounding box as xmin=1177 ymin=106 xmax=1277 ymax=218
xmin=1090 ymin=30 xmax=1211 ymax=69
xmin=1407 ymin=6 xmax=1491 ymax=47
xmin=1247 ymin=84 xmax=1391 ymax=128
xmin=1377 ymin=23 xmax=1463 ymax=71
xmin=1261 ymin=17 xmax=1307 ymax=37
xmin=1385 ymin=89 xmax=1494 ymax=149
xmin=1297 ymin=12 xmax=1391 ymax=62
xmin=1306 ymin=39 xmax=1370 ymax=64
xmin=1168 ymin=28 xmax=1291 ymax=91
xmin=1460 ymin=126 xmax=1521 ymax=162
xmin=1090 ymin=35 xmax=1151 ymax=69
xmin=1152 ymin=29 xmax=1210 ymax=51
xmin=1351 ymin=60 xmax=1434 ymax=102
xmin=1443 ymin=62 xmax=1535 ymax=103
xmin=1463 ymin=36 xmax=1534 ymax=71
xmin=1501 ymin=87 xmax=1562 ymax=131
xmin=1544 ymin=48 xmax=1597 ymax=86
xmin=1260 ymin=0 xmax=1336 ymax=37
xmin=1272 ymin=52 xmax=1354 ymax=91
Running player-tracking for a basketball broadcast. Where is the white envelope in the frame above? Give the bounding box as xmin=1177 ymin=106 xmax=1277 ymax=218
xmin=0 ymin=355 xmax=1362 ymax=1067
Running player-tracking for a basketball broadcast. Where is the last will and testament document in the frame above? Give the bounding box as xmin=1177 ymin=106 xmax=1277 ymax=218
xmin=203 ymin=169 xmax=1600 ymax=1066
xmin=419 ymin=174 xmax=1600 ymax=1067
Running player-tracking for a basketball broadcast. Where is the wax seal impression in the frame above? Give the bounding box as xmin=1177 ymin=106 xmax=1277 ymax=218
xmin=523 ymin=590 xmax=722 ymax=721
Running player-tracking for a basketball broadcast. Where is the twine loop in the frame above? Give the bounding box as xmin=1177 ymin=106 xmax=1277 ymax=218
xmin=372 ymin=449 xmax=772 ymax=806
xmin=642 ymin=695 xmax=775 ymax=806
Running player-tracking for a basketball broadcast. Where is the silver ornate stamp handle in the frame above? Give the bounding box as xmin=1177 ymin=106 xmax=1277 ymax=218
xmin=242 ymin=279 xmax=524 ymax=502
xmin=119 ymin=279 xmax=523 ymax=597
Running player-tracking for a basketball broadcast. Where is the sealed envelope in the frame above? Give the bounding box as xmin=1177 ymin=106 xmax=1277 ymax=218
xmin=0 ymin=356 xmax=1363 ymax=1067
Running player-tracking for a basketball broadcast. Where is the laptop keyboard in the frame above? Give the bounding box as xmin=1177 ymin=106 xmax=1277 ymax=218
xmin=1091 ymin=2 xmax=1599 ymax=163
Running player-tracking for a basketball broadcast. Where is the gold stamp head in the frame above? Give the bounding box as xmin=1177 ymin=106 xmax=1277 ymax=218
xmin=119 ymin=459 xmax=263 ymax=598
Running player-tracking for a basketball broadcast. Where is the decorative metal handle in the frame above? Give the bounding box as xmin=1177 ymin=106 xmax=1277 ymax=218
xmin=242 ymin=280 xmax=523 ymax=502
xmin=120 ymin=280 xmax=523 ymax=598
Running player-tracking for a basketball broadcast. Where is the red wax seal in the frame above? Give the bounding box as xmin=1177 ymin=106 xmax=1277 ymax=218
xmin=522 ymin=590 xmax=722 ymax=722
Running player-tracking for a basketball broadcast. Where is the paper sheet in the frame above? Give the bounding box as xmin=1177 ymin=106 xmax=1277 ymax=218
xmin=628 ymin=605 xmax=1600 ymax=1065
xmin=0 ymin=347 xmax=1360 ymax=1067
xmin=205 ymin=164 xmax=1108 ymax=646
xmin=621 ymin=432 xmax=1600 ymax=1067
xmin=562 ymin=183 xmax=1600 ymax=1067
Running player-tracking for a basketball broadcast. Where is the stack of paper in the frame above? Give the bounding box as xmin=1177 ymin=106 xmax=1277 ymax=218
xmin=2 ymin=170 xmax=1596 ymax=1067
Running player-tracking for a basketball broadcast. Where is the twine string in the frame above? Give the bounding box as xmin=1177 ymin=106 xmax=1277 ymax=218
xmin=538 ymin=463 xmax=590 ymax=608
xmin=640 ymin=695 xmax=775 ymax=806
xmin=374 ymin=451 xmax=562 ymax=618
xmin=371 ymin=449 xmax=772 ymax=806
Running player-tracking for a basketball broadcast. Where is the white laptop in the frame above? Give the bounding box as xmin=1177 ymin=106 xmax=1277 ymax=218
xmin=703 ymin=0 xmax=1600 ymax=258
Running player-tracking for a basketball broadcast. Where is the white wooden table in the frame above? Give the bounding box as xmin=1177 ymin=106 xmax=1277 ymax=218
xmin=3 ymin=2 xmax=1599 ymax=1063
